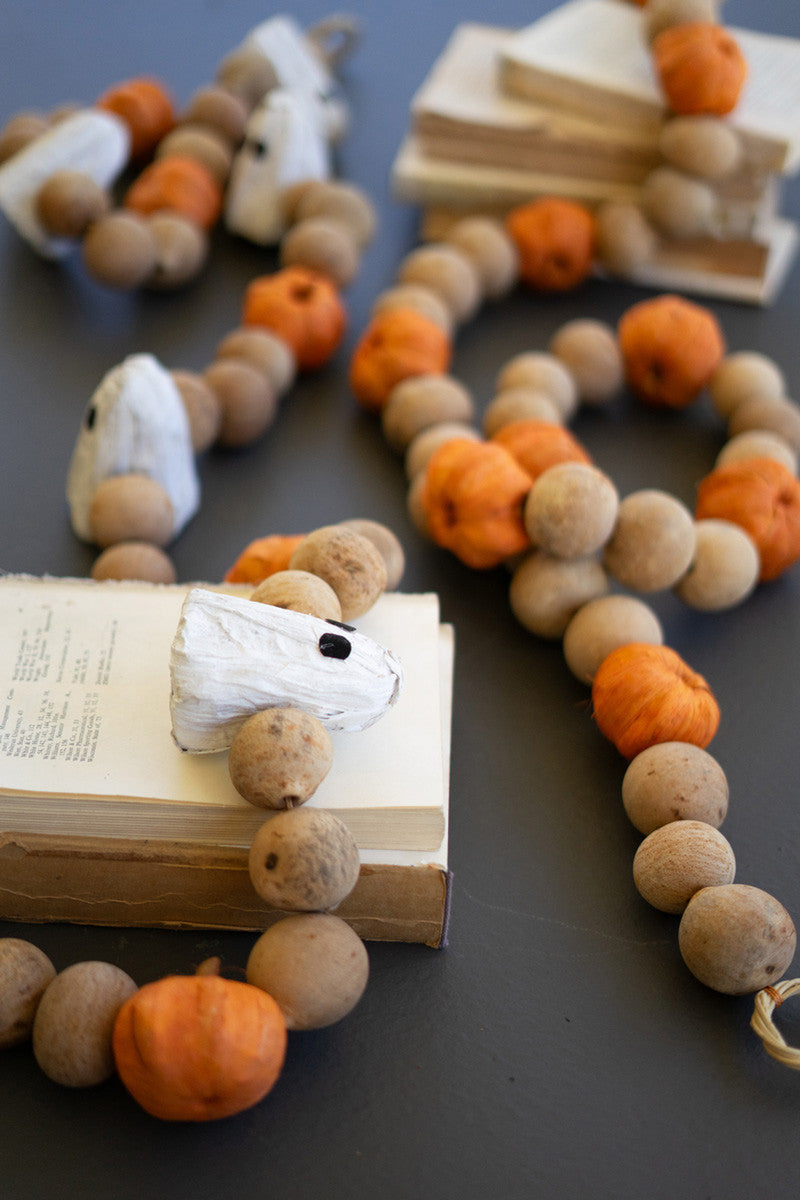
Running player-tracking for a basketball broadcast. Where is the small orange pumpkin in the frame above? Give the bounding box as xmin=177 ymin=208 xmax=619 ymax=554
xmin=653 ymin=22 xmax=747 ymax=116
xmin=243 ymin=267 xmax=347 ymax=371
xmin=96 ymin=77 xmax=175 ymax=159
xmin=224 ymin=533 xmax=306 ymax=584
xmin=349 ymin=308 xmax=452 ymax=412
xmin=124 ymin=155 xmax=222 ymax=230
xmin=420 ymin=437 xmax=532 ymax=569
xmin=112 ymin=970 xmax=287 ymax=1122
xmin=695 ymin=456 xmax=800 ymax=582
xmin=617 ymin=293 xmax=725 ymax=408
xmin=505 ymin=197 xmax=596 ymax=292
xmin=592 ymin=642 xmax=720 ymax=759
xmin=491 ymin=419 xmax=591 ymax=481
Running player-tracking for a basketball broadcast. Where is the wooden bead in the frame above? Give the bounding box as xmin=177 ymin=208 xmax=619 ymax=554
xmin=406 ymin=471 xmax=431 ymax=537
xmin=641 ymin=166 xmax=716 ymax=238
xmin=279 ymin=216 xmax=360 ymax=288
xmin=340 ymin=518 xmax=405 ymax=591
xmin=679 ymin=884 xmax=796 ymax=995
xmin=215 ymin=46 xmax=279 ymax=109
xmin=203 ymin=359 xmax=278 ymax=447
xmin=215 ymin=327 xmax=296 ymax=396
xmin=156 ymin=123 xmax=233 ymax=185
xmin=90 ymin=542 xmax=177 ymax=584
xmin=250 ymin=570 xmax=342 ymax=621
xmin=289 ymin=525 xmax=388 ymax=620
xmin=87 ymin=474 xmax=174 ymax=548
xmin=510 ymin=551 xmax=608 ymax=639
xmin=146 ymin=212 xmax=208 ymax=291
xmin=35 ymin=170 xmax=110 ymax=238
xmin=293 ymin=180 xmax=377 ymax=249
xmin=482 ymin=388 xmax=563 ymax=435
xmin=675 ymin=518 xmax=760 ymax=610
xmin=442 ymin=216 xmax=519 ymax=299
xmin=716 ymin=430 xmax=797 ymax=474
xmin=658 ymin=116 xmax=742 ymax=180
xmin=397 ymin=243 xmax=482 ymax=324
xmin=603 ymin=489 xmax=696 ymax=592
xmin=563 ymin=594 xmax=663 ymax=684
xmin=548 ymin=319 xmax=624 ymax=407
xmin=523 ymin=463 xmax=619 ymax=559
xmin=728 ymin=395 xmax=800 ymax=452
xmin=0 ymin=111 xmax=49 ymax=164
xmin=595 ymin=201 xmax=658 ymax=276
xmin=181 ymin=85 xmax=249 ymax=146
xmin=709 ymin=351 xmax=785 ymax=418
xmin=0 ymin=938 xmax=56 ymax=1049
xmin=370 ymin=284 xmax=453 ymax=336
xmin=381 ymin=373 xmax=475 ymax=452
xmin=644 ymin=0 xmax=720 ymax=45
xmin=229 ymin=707 xmax=333 ymax=810
xmin=622 ymin=741 xmax=729 ymax=834
xmin=32 ymin=961 xmax=137 ymax=1087
xmin=405 ymin=421 xmax=482 ymax=480
xmin=495 ymin=353 xmax=578 ymax=421
xmin=633 ymin=821 xmax=736 ymax=914
xmin=247 ymin=808 xmax=360 ymax=910
xmin=82 ymin=211 xmax=158 ymax=290
xmin=170 ymin=369 xmax=223 ymax=452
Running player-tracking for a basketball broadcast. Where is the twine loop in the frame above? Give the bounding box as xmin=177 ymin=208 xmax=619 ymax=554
xmin=751 ymin=978 xmax=800 ymax=1069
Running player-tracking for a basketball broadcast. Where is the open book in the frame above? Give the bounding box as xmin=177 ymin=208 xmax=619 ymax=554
xmin=0 ymin=577 xmax=452 ymax=945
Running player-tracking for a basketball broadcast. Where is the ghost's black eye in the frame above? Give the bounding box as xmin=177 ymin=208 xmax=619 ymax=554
xmin=318 ymin=632 xmax=352 ymax=660
xmin=249 ymin=138 xmax=269 ymax=158
xmin=85 ymin=405 xmax=97 ymax=430
xmin=326 ymin=619 xmax=356 ymax=632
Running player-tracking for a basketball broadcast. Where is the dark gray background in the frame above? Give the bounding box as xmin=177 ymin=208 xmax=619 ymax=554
xmin=1 ymin=2 xmax=800 ymax=1197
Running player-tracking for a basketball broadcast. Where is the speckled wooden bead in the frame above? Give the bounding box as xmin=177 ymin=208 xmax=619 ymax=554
xmin=563 ymin=594 xmax=663 ymax=684
xmin=509 ymin=551 xmax=609 ymax=639
xmin=675 ymin=519 xmax=760 ymax=611
xmin=229 ymin=707 xmax=334 ymax=810
xmin=442 ymin=216 xmax=519 ymax=299
xmin=87 ymin=474 xmax=174 ymax=548
xmin=548 ymin=319 xmax=624 ymax=407
xmin=247 ymin=807 xmax=361 ymax=911
xmin=523 ymin=463 xmax=619 ymax=559
xmin=715 ymin=430 xmax=797 ymax=473
xmin=622 ymin=741 xmax=729 ymax=835
xmin=679 ymin=884 xmax=796 ymax=995
xmin=289 ymin=524 xmax=388 ymax=621
xmin=215 ymin=45 xmax=279 ymax=109
xmin=90 ymin=541 xmax=177 ymax=584
xmin=370 ymin=283 xmax=453 ymax=336
xmin=405 ymin=421 xmax=482 ymax=479
xmin=279 ymin=216 xmax=360 ymax=288
xmin=215 ymin=326 xmax=297 ymax=395
xmin=603 ymin=489 xmax=696 ymax=592
xmin=482 ymin=387 xmax=563 ymax=436
xmin=381 ymin=373 xmax=475 ymax=452
xmin=397 ymin=243 xmax=482 ymax=324
xmin=727 ymin=394 xmax=800 ymax=452
xmin=203 ymin=358 xmax=278 ymax=447
xmin=0 ymin=111 xmax=49 ymax=164
xmin=82 ymin=210 xmax=158 ymax=290
xmin=340 ymin=518 xmax=405 ymax=591
xmin=181 ymin=84 xmax=249 ymax=146
xmin=633 ymin=820 xmax=736 ymax=914
xmin=495 ymin=353 xmax=578 ymax=421
xmin=0 ymin=938 xmax=56 ymax=1049
xmin=146 ymin=212 xmax=208 ymax=291
xmin=250 ymin=569 xmax=343 ymax=621
xmin=35 ymin=170 xmax=110 ymax=239
xmin=595 ymin=202 xmax=658 ymax=276
xmin=156 ymin=123 xmax=234 ymax=185
xmin=293 ymin=180 xmax=377 ymax=249
xmin=170 ymin=369 xmax=223 ymax=452
xmin=709 ymin=351 xmax=786 ymax=419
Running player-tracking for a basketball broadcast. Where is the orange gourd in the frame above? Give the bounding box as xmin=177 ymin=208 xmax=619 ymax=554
xmin=420 ymin=437 xmax=532 ymax=569
xmin=506 ymin=197 xmax=596 ymax=291
xmin=653 ymin=22 xmax=747 ymax=116
xmin=224 ymin=533 xmax=306 ymax=584
xmin=617 ymin=293 xmax=725 ymax=408
xmin=695 ymin=456 xmax=800 ymax=582
xmin=491 ymin=419 xmax=591 ymax=481
xmin=112 ymin=970 xmax=287 ymax=1122
xmin=243 ymin=267 xmax=347 ymax=371
xmin=124 ymin=155 xmax=222 ymax=230
xmin=592 ymin=642 xmax=720 ymax=759
xmin=349 ymin=308 xmax=451 ymax=412
xmin=96 ymin=77 xmax=175 ymax=159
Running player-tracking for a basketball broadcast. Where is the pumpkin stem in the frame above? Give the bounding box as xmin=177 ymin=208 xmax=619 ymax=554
xmin=195 ymin=956 xmax=222 ymax=977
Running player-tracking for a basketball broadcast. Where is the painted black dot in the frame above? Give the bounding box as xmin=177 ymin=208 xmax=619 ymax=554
xmin=250 ymin=138 xmax=269 ymax=158
xmin=326 ymin=618 xmax=356 ymax=632
xmin=85 ymin=405 xmax=97 ymax=430
xmin=319 ymin=632 xmax=352 ymax=660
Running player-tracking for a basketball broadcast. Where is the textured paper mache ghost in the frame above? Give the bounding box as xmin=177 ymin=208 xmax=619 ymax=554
xmin=66 ymin=353 xmax=200 ymax=543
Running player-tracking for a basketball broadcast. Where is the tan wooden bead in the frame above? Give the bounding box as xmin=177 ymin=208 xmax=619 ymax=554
xmin=215 ymin=46 xmax=279 ymax=109
xmin=563 ymin=594 xmax=663 ymax=684
xmin=406 ymin=471 xmax=431 ymax=537
xmin=156 ymin=123 xmax=234 ymax=185
xmin=0 ymin=111 xmax=49 ymax=164
xmin=641 ymin=167 xmax=716 ymax=239
xmin=548 ymin=319 xmax=624 ymax=407
xmin=293 ymin=180 xmax=377 ymax=249
xmin=229 ymin=707 xmax=333 ymax=810
xmin=289 ymin=525 xmax=388 ymax=621
xmin=442 ymin=216 xmax=519 ymax=299
xmin=203 ymin=359 xmax=278 ymax=447
xmin=279 ymin=216 xmax=360 ymax=288
xmin=679 ymin=884 xmax=796 ymax=995
xmin=170 ymin=369 xmax=223 ymax=453
xmin=381 ymin=373 xmax=475 ymax=452
xmin=181 ymin=85 xmax=250 ymax=146
xmin=87 ymin=474 xmax=174 ymax=548
xmin=658 ymin=116 xmax=742 ymax=181
xmin=524 ymin=463 xmax=619 ymax=559
xmin=397 ymin=243 xmax=482 ymax=324
xmin=405 ymin=421 xmax=482 ymax=480
xmin=716 ymin=430 xmax=797 ymax=474
xmin=644 ymin=0 xmax=720 ymax=44
xmin=215 ymin=326 xmax=297 ymax=395
xmin=622 ymin=741 xmax=729 ymax=835
xmin=32 ymin=961 xmax=137 ymax=1087
xmin=90 ymin=541 xmax=177 ymax=584
xmin=371 ymin=283 xmax=453 ymax=336
xmin=709 ymin=351 xmax=785 ymax=418
xmin=727 ymin=394 xmax=800 ymax=452
xmin=82 ymin=210 xmax=158 ymax=290
xmin=603 ymin=489 xmax=696 ymax=593
xmin=482 ymin=387 xmax=563 ymax=436
xmin=35 ymin=170 xmax=110 ymax=238
xmin=250 ymin=570 xmax=342 ymax=621
xmin=675 ymin=519 xmax=760 ymax=611
xmin=339 ymin=518 xmax=405 ymax=591
xmin=633 ymin=821 xmax=736 ymax=914
xmin=247 ymin=807 xmax=360 ymax=910
xmin=146 ymin=212 xmax=208 ymax=291
xmin=595 ymin=202 xmax=658 ymax=276
xmin=0 ymin=938 xmax=56 ymax=1049
xmin=509 ymin=551 xmax=609 ymax=639
xmin=495 ymin=352 xmax=578 ymax=421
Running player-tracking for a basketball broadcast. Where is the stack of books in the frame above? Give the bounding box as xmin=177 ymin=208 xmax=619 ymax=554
xmin=391 ymin=0 xmax=800 ymax=304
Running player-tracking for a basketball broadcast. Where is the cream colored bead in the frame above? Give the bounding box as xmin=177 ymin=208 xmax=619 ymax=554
xmin=715 ymin=430 xmax=797 ymax=474
xmin=679 ymin=884 xmax=796 ymax=995
xmin=381 ymin=374 xmax=474 ymax=452
xmin=279 ymin=216 xmax=360 ymax=288
xmin=91 ymin=542 xmax=177 ymax=584
xmin=293 ymin=179 xmax=377 ymax=248
xmin=658 ymin=116 xmax=742 ymax=181
xmin=215 ymin=326 xmax=297 ymax=396
xmin=641 ymin=167 xmax=716 ymax=239
xmin=709 ymin=351 xmax=785 ymax=419
xmin=339 ymin=518 xmax=405 ymax=591
xmin=405 ymin=422 xmax=482 ymax=480
xmin=675 ymin=519 xmax=760 ymax=611
xmin=563 ymin=594 xmax=663 ymax=684
xmin=170 ymin=369 xmax=223 ymax=453
xmin=146 ymin=212 xmax=209 ymax=291
xmin=728 ymin=395 xmax=800 ymax=452
xmin=203 ymin=358 xmax=278 ymax=447
xmin=250 ymin=569 xmax=343 ymax=621
xmin=87 ymin=474 xmax=174 ymax=548
xmin=182 ymin=84 xmax=250 ymax=146
xmin=370 ymin=283 xmax=453 ymax=336
xmin=482 ymin=387 xmax=563 ymax=436
xmin=603 ymin=489 xmax=696 ymax=592
xmin=289 ymin=525 xmax=388 ymax=620
xmin=524 ymin=463 xmax=619 ymax=559
xmin=495 ymin=352 xmax=578 ymax=421
xmin=633 ymin=821 xmax=736 ymax=914
xmin=442 ymin=216 xmax=519 ymax=299
xmin=643 ymin=0 xmax=720 ymax=45
xmin=397 ymin=243 xmax=482 ymax=324
xmin=595 ymin=202 xmax=658 ymax=276
xmin=622 ymin=742 xmax=728 ymax=835
xmin=509 ymin=551 xmax=608 ymax=639
xmin=156 ymin=123 xmax=234 ymax=184
xmin=548 ymin=319 xmax=624 ymax=407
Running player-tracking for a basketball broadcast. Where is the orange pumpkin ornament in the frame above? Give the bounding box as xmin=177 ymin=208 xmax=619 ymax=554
xmin=124 ymin=155 xmax=222 ymax=231
xmin=592 ymin=642 xmax=720 ymax=760
xmin=420 ymin=437 xmax=532 ymax=569
xmin=243 ymin=267 xmax=347 ymax=371
xmin=506 ymin=197 xmax=596 ymax=292
xmin=491 ymin=419 xmax=591 ymax=481
xmin=653 ymin=22 xmax=747 ymax=117
xmin=112 ymin=970 xmax=287 ymax=1122
xmin=695 ymin=456 xmax=800 ymax=582
xmin=349 ymin=308 xmax=451 ymax=412
xmin=96 ymin=77 xmax=176 ymax=160
xmin=223 ymin=533 xmax=306 ymax=584
xmin=617 ymin=293 xmax=725 ymax=408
